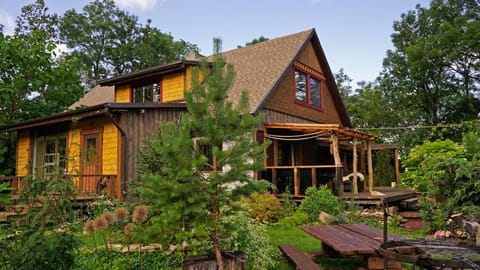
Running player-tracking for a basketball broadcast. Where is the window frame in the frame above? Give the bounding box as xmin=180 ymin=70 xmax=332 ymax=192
xmin=293 ymin=65 xmax=324 ymax=111
xmin=33 ymin=133 xmax=68 ymax=179
xmin=132 ymin=82 xmax=161 ymax=103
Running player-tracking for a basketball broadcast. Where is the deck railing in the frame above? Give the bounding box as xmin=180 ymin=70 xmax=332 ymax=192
xmin=265 ymin=165 xmax=342 ymax=196
xmin=0 ymin=174 xmax=117 ymax=197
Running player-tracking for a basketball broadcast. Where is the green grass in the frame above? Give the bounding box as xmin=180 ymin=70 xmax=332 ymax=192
xmin=267 ymin=224 xmax=321 ymax=252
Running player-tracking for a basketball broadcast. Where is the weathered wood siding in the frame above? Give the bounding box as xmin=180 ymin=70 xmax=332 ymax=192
xmin=16 ymin=130 xmax=31 ymax=176
xmin=264 ymin=41 xmax=343 ymax=125
xmin=119 ymin=107 xmax=186 ymax=184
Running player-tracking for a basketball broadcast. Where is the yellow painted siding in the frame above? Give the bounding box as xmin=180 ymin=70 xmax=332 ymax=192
xmin=102 ymin=122 xmax=118 ymax=175
xmin=16 ymin=131 xmax=30 ymax=176
xmin=162 ymin=73 xmax=185 ymax=102
xmin=67 ymin=128 xmax=81 ymax=175
xmin=115 ymin=85 xmax=130 ymax=102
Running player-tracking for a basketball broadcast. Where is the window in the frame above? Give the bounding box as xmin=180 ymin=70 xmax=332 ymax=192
xmin=133 ymin=83 xmax=160 ymax=103
xmin=294 ymin=68 xmax=322 ymax=109
xmin=33 ymin=134 xmax=67 ymax=179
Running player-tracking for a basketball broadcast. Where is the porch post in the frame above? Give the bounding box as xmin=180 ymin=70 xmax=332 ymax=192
xmin=331 ymin=132 xmax=343 ymax=196
xmin=293 ymin=167 xmax=299 ymax=196
xmin=272 ymin=140 xmax=278 ymax=191
xmin=360 ymin=141 xmax=366 ymax=191
xmin=352 ymin=137 xmax=358 ymax=194
xmin=367 ymin=141 xmax=374 ymax=193
xmin=394 ymin=147 xmax=400 ymax=184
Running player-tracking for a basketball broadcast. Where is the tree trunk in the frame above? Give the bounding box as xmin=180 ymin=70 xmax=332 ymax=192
xmin=213 ymin=194 xmax=223 ymax=270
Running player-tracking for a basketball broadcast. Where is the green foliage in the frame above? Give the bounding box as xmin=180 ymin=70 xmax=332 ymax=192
xmin=299 ymin=186 xmax=344 ymax=222
xmin=59 ymin=0 xmax=196 ymax=86
xmin=266 ymin=225 xmax=321 ymax=253
xmin=0 ymin=182 xmax=11 ymax=205
xmin=136 ymin=55 xmax=269 ymax=267
xmin=373 ymin=150 xmax=395 ymax=186
xmin=277 ymin=211 xmax=310 ymax=227
xmin=245 ymin=191 xmax=284 ymax=224
xmin=74 ymin=249 xmax=184 ymax=270
xmin=405 ymin=136 xmax=480 ymax=228
xmin=1 ymin=230 xmax=81 ymax=270
xmin=221 ymin=213 xmax=278 ymax=270
xmin=278 ymin=190 xmax=297 ymax=218
xmin=402 ymin=139 xmax=463 ymax=192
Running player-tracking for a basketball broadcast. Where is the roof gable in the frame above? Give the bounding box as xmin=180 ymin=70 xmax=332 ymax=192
xmin=216 ymin=28 xmax=352 ymax=127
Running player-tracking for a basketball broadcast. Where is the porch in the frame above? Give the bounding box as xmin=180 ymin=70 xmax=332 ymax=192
xmin=0 ymin=174 xmax=117 ymax=198
xmin=261 ymin=123 xmax=408 ymax=203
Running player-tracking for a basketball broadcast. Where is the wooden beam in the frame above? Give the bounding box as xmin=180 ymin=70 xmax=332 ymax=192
xmin=331 ymin=132 xmax=343 ymax=196
xmin=352 ymin=138 xmax=358 ymax=194
xmin=294 ymin=167 xmax=299 ymax=196
xmin=367 ymin=141 xmax=374 ymax=193
xmin=360 ymin=141 xmax=366 ymax=191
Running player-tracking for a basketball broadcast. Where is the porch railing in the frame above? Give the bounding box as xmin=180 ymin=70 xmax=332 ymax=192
xmin=0 ymin=174 xmax=117 ymax=197
xmin=264 ymin=165 xmax=342 ymax=196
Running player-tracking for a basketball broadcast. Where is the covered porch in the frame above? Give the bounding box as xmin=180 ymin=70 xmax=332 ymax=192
xmin=261 ymin=123 xmax=402 ymax=201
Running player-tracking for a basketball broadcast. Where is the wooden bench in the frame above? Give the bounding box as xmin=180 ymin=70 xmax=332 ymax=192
xmin=278 ymin=244 xmax=322 ymax=270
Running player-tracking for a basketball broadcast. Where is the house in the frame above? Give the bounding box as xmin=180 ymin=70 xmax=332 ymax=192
xmin=0 ymin=28 xmax=380 ymax=200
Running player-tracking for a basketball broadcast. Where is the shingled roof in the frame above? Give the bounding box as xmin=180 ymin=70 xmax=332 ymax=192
xmin=98 ymin=28 xmax=351 ymax=127
xmin=68 ymin=85 xmax=114 ymax=109
xmin=217 ymin=28 xmax=351 ymax=127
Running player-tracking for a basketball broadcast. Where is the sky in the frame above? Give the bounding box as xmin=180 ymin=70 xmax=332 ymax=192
xmin=0 ymin=0 xmax=431 ymax=85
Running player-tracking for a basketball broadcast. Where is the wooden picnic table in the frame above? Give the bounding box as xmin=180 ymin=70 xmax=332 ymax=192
xmin=302 ymin=223 xmax=406 ymax=269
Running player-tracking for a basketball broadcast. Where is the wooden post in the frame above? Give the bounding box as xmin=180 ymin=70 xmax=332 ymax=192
xmin=360 ymin=141 xmax=366 ymax=191
xmin=311 ymin=167 xmax=317 ymax=188
xmin=272 ymin=140 xmax=278 ymax=192
xmin=394 ymin=148 xmax=400 ymax=184
xmin=352 ymin=137 xmax=358 ymax=194
xmin=367 ymin=141 xmax=374 ymax=193
xmin=294 ymin=167 xmax=299 ymax=196
xmin=331 ymin=132 xmax=343 ymax=196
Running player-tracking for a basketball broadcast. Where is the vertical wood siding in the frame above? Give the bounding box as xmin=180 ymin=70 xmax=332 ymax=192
xmin=120 ymin=107 xmax=186 ymax=183
xmin=16 ymin=130 xmax=31 ymax=176
xmin=115 ymin=85 xmax=130 ymax=102
xmin=162 ymin=73 xmax=185 ymax=102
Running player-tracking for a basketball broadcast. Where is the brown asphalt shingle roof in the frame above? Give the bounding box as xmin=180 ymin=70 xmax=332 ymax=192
xmin=68 ymin=85 xmax=114 ymax=109
xmin=218 ymin=29 xmax=313 ymax=114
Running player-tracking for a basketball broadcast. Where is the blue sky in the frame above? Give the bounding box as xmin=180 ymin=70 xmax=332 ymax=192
xmin=1 ymin=0 xmax=431 ymax=84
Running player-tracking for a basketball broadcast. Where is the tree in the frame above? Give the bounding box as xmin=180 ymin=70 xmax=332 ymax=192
xmin=237 ymin=36 xmax=269 ymax=48
xmin=379 ymin=0 xmax=480 ymax=129
xmin=15 ymin=0 xmax=59 ymax=40
xmin=0 ymin=30 xmax=83 ymax=175
xmin=137 ymin=55 xmax=268 ymax=269
xmin=60 ymin=0 xmax=198 ymax=87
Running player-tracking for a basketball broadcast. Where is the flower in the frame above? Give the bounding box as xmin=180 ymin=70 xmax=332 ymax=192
xmin=102 ymin=212 xmax=114 ymax=224
xmin=132 ymin=205 xmax=149 ymax=223
xmin=93 ymin=216 xmax=108 ymax=230
xmin=114 ymin=207 xmax=130 ymax=221
xmin=124 ymin=223 xmax=135 ymax=235
xmin=84 ymin=220 xmax=95 ymax=234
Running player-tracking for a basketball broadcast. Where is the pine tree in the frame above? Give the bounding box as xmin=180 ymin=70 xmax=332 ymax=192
xmin=138 ymin=55 xmax=268 ymax=269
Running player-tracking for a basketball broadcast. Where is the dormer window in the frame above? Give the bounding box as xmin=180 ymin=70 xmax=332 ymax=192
xmin=294 ymin=63 xmax=323 ymax=110
xmin=133 ymin=83 xmax=160 ymax=103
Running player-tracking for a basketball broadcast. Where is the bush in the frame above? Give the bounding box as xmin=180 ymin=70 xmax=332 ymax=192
xmin=245 ymin=191 xmax=284 ymax=224
xmin=278 ymin=211 xmax=309 ymax=227
xmin=221 ymin=213 xmax=278 ymax=270
xmin=2 ymin=231 xmax=80 ymax=270
xmin=299 ymin=186 xmax=344 ymax=222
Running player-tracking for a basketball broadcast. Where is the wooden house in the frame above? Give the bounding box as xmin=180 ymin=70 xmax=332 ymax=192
xmin=0 ymin=28 xmax=381 ymax=200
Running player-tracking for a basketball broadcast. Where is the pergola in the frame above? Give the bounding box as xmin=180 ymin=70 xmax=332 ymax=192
xmin=263 ymin=123 xmax=378 ymax=196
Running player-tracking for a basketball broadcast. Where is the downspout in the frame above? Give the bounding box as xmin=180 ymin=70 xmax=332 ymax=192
xmin=104 ymin=105 xmax=128 ymax=200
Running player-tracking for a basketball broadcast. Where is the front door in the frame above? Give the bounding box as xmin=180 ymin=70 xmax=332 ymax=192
xmin=81 ymin=129 xmax=103 ymax=193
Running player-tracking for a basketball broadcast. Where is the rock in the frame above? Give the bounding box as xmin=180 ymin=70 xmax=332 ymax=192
xmin=465 ymin=221 xmax=479 ymax=237
xmin=403 ymin=219 xmax=427 ymax=230
xmin=318 ymin=211 xmax=332 ymax=224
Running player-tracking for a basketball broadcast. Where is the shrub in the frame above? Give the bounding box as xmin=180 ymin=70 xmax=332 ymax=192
xmin=299 ymin=186 xmax=344 ymax=222
xmin=221 ymin=213 xmax=278 ymax=270
xmin=245 ymin=191 xmax=284 ymax=224
xmin=278 ymin=211 xmax=309 ymax=227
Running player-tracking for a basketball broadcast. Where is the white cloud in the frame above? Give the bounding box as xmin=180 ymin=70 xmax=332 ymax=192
xmin=114 ymin=0 xmax=161 ymax=10
xmin=0 ymin=9 xmax=15 ymax=35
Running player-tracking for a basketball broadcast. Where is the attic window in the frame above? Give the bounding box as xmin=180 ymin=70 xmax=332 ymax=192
xmin=133 ymin=83 xmax=160 ymax=103
xmin=294 ymin=68 xmax=322 ymax=109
